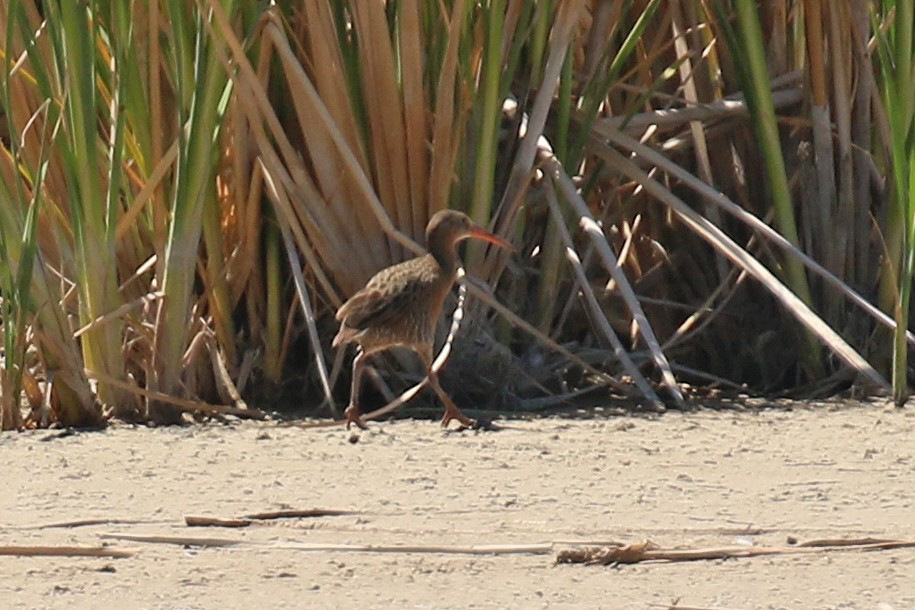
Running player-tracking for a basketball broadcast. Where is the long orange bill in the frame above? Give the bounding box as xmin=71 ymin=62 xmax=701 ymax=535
xmin=469 ymin=225 xmax=513 ymax=250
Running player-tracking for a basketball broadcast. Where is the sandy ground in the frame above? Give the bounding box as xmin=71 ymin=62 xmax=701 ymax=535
xmin=1 ymin=401 xmax=914 ymax=610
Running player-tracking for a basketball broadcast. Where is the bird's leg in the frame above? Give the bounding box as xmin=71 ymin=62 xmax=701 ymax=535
xmin=425 ymin=365 xmax=475 ymax=429
xmin=345 ymin=350 xmax=369 ymax=430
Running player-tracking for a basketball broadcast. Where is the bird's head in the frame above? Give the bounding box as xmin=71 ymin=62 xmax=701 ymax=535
xmin=426 ymin=210 xmax=512 ymax=251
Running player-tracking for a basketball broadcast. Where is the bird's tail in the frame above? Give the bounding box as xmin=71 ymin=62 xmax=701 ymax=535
xmin=332 ymin=326 xmax=353 ymax=349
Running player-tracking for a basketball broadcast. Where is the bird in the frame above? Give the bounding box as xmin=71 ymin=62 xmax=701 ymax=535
xmin=333 ymin=209 xmax=512 ymax=430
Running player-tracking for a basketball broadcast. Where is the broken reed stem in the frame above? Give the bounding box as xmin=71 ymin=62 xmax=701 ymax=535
xmin=243 ymin=508 xmax=354 ymax=520
xmin=186 ymin=508 xmax=356 ymax=528
xmin=83 ymin=368 xmax=270 ymax=420
xmin=99 ymin=532 xmax=553 ymax=554
xmin=463 ymin=279 xmax=639 ymax=397
xmin=277 ymin=542 xmax=554 ymax=555
xmin=184 ymin=516 xmax=253 ymax=528
xmin=203 ymin=329 xmax=248 ymax=409
xmin=99 ymin=533 xmax=243 ymax=548
xmin=542 ymin=150 xmax=684 ymax=406
xmin=543 ymin=181 xmax=665 ymax=410
xmin=83 ymin=533 xmax=915 ymax=564
xmin=556 ymin=538 xmax=915 ymax=565
xmin=0 ymin=545 xmax=134 ymax=558
xmin=25 ymin=518 xmax=151 ymax=529
xmin=273 ymin=183 xmax=335 ymax=408
xmin=652 ymin=605 xmax=747 ymax=610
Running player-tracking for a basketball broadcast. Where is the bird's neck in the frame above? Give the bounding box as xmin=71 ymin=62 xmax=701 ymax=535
xmin=429 ymin=240 xmax=459 ymax=277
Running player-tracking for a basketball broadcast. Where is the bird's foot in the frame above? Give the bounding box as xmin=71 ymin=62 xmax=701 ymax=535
xmin=469 ymin=417 xmax=499 ymax=431
xmin=344 ymin=405 xmax=369 ymax=430
xmin=440 ymin=406 xmax=476 ymax=430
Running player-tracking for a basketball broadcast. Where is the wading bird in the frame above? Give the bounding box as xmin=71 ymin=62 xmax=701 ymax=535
xmin=333 ymin=210 xmax=511 ymax=430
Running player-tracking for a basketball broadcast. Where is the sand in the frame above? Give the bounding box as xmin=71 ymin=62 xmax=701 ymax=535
xmin=2 ymin=401 xmax=914 ymax=609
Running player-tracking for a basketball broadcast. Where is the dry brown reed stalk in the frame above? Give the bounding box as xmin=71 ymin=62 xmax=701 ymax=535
xmin=543 ymin=151 xmax=684 ymax=406
xmin=83 ymin=368 xmax=269 ymax=421
xmin=464 ymin=280 xmax=641 ymax=399
xmin=184 ymin=516 xmax=252 ymax=528
xmin=18 ymin=518 xmax=150 ymax=529
xmin=185 ymin=508 xmax=355 ymax=527
xmin=264 ymin=163 xmax=334 ymax=408
xmin=601 ymin=87 xmax=804 ymax=134
xmin=555 ymin=537 xmax=915 ymax=565
xmin=207 ymin=3 xmax=422 ymax=290
xmin=100 ymin=532 xmax=554 ymax=555
xmin=99 ymin=533 xmax=243 ymax=548
xmin=0 ymin=545 xmax=134 ymax=559
xmin=543 ymin=181 xmax=664 ymax=410
xmin=594 ymin=145 xmax=888 ymax=390
xmin=206 ymin=2 xmax=556 ymax=410
xmin=595 ymin=127 xmax=915 ymax=347
xmin=654 ymin=605 xmax=747 ymax=610
xmin=2 ymin=1 xmax=909 ymax=428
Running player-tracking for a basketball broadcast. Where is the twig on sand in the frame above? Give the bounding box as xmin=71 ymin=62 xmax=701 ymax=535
xmin=242 ymin=508 xmax=354 ymax=520
xmin=652 ymin=602 xmax=737 ymax=610
xmin=17 ymin=518 xmax=152 ymax=529
xmin=99 ymin=532 xmax=553 ymax=555
xmin=99 ymin=533 xmax=243 ymax=548
xmin=91 ymin=533 xmax=915 ymax=564
xmin=274 ymin=542 xmax=554 ymax=555
xmin=184 ymin=516 xmax=253 ymax=528
xmin=793 ymin=536 xmax=899 ymax=547
xmin=555 ymin=538 xmax=915 ymax=565
xmin=652 ymin=603 xmax=747 ymax=610
xmin=185 ymin=508 xmax=355 ymax=528
xmin=0 ymin=545 xmax=134 ymax=558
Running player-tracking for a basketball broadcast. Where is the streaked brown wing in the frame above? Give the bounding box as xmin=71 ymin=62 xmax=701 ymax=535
xmin=335 ymin=258 xmax=436 ymax=331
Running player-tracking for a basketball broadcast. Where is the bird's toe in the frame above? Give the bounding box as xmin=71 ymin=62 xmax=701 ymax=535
xmin=344 ymin=405 xmax=369 ymax=430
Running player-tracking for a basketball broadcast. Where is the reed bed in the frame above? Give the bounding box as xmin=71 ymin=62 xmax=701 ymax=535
xmin=0 ymin=0 xmax=912 ymax=429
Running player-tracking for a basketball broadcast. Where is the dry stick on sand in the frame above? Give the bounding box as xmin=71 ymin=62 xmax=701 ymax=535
xmin=21 ymin=518 xmax=153 ymax=529
xmin=555 ymin=538 xmax=915 ymax=565
xmin=95 ymin=534 xmax=915 ymax=563
xmin=0 ymin=545 xmax=135 ymax=558
xmin=653 ymin=605 xmax=748 ymax=610
xmin=99 ymin=533 xmax=553 ymax=555
xmin=185 ymin=508 xmax=355 ymax=528
xmin=184 ymin=517 xmax=254 ymax=528
xmin=100 ymin=533 xmax=244 ymax=548
xmin=242 ymin=509 xmax=354 ymax=520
